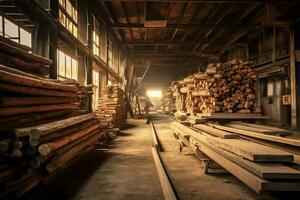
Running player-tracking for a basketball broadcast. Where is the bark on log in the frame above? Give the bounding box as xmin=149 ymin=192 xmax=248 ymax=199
xmin=0 ymin=69 xmax=77 ymax=92
xmin=0 ymin=97 xmax=77 ymax=107
xmin=0 ymin=103 xmax=79 ymax=117
xmin=0 ymin=41 xmax=52 ymax=65
xmin=38 ymin=123 xmax=100 ymax=156
xmin=0 ymin=82 xmax=77 ymax=97
xmin=14 ymin=113 xmax=96 ymax=138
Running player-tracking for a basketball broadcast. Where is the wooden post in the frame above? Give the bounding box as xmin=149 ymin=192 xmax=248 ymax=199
xmin=272 ymin=25 xmax=276 ymax=64
xmin=290 ymin=28 xmax=297 ymax=129
xmin=49 ymin=0 xmax=58 ymax=79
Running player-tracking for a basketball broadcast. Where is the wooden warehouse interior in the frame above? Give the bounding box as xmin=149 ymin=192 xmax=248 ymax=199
xmin=2 ymin=0 xmax=300 ymax=199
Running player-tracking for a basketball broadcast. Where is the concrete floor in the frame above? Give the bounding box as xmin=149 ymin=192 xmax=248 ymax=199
xmin=30 ymin=120 xmax=163 ymax=200
xmin=28 ymin=115 xmax=300 ymax=200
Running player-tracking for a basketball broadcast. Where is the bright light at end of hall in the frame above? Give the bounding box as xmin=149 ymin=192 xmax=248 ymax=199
xmin=147 ymin=90 xmax=162 ymax=98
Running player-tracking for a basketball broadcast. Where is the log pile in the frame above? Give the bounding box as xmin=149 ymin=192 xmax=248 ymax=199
xmin=160 ymin=87 xmax=176 ymax=114
xmin=0 ymin=114 xmax=103 ymax=199
xmin=172 ymin=59 xmax=260 ymax=115
xmin=96 ymin=85 xmax=126 ymax=129
xmin=0 ymin=37 xmax=51 ymax=76
xmin=171 ymin=121 xmax=300 ymax=193
xmin=0 ymin=39 xmax=103 ymax=198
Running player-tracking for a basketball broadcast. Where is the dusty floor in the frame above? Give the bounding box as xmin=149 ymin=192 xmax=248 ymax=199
xmin=29 ymin=120 xmax=163 ymax=200
xmin=28 ymin=115 xmax=300 ymax=200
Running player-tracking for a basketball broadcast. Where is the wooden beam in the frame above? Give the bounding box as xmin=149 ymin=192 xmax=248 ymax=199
xmin=290 ymin=28 xmax=297 ymax=129
xmin=101 ymin=0 xmax=290 ymax=3
xmin=110 ymin=23 xmax=260 ymax=29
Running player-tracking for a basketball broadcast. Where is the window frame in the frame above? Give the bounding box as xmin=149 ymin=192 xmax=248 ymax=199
xmin=58 ymin=0 xmax=78 ymax=38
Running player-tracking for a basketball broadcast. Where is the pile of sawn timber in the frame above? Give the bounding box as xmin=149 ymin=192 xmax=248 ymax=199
xmin=171 ymin=121 xmax=300 ymax=193
xmin=97 ymin=85 xmax=126 ymax=129
xmin=160 ymin=86 xmax=176 ymax=114
xmin=0 ymin=36 xmax=51 ymax=76
xmin=0 ymin=40 xmax=103 ymax=198
xmin=172 ymin=59 xmax=261 ymax=115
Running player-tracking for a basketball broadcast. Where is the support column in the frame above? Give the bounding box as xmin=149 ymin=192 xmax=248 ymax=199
xmin=290 ymin=29 xmax=297 ymax=129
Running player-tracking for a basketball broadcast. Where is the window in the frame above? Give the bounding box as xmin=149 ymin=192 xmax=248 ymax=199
xmin=93 ymin=16 xmax=100 ymax=56
xmin=0 ymin=15 xmax=32 ymax=47
xmin=108 ymin=38 xmax=112 ymax=68
xmin=57 ymin=49 xmax=78 ymax=80
xmin=58 ymin=0 xmax=78 ymax=38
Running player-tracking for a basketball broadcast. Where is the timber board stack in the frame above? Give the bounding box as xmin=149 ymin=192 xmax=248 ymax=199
xmin=160 ymin=86 xmax=176 ymax=114
xmin=171 ymin=121 xmax=300 ymax=193
xmin=172 ymin=59 xmax=261 ymax=121
xmin=97 ymin=85 xmax=126 ymax=129
xmin=0 ymin=40 xmax=103 ymax=199
xmin=0 ymin=36 xmax=51 ymax=76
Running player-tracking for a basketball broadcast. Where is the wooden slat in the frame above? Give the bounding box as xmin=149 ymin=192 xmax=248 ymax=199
xmin=171 ymin=122 xmax=300 ymax=193
xmin=209 ymin=123 xmax=300 ymax=147
xmin=15 ymin=113 xmax=96 ymax=138
xmin=234 ymin=122 xmax=292 ymax=136
xmin=193 ymin=124 xmax=238 ymax=139
xmin=204 ymin=134 xmax=293 ymax=162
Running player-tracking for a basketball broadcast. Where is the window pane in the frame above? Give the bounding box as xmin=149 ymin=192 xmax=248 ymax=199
xmin=20 ymin=28 xmax=31 ymax=47
xmin=73 ymin=25 xmax=77 ymax=38
xmin=66 ymin=0 xmax=72 ymax=16
xmin=0 ymin=16 xmax=3 ymax=35
xmin=71 ymin=58 xmax=78 ymax=80
xmin=59 ymin=10 xmax=66 ymax=26
xmin=66 ymin=55 xmax=72 ymax=79
xmin=4 ymin=18 xmax=18 ymax=38
xmin=58 ymin=50 xmax=66 ymax=77
xmin=59 ymin=0 xmax=65 ymax=8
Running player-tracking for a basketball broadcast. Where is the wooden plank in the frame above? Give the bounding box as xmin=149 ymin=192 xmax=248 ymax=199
xmin=15 ymin=113 xmax=96 ymax=137
xmin=240 ymin=136 xmax=300 ymax=165
xmin=227 ymin=154 xmax=300 ymax=179
xmin=0 ymin=82 xmax=77 ymax=98
xmin=208 ymin=123 xmax=300 ymax=147
xmin=0 ymin=103 xmax=79 ymax=117
xmin=194 ymin=136 xmax=300 ymax=179
xmin=228 ymin=123 xmax=291 ymax=136
xmin=188 ymin=136 xmax=267 ymax=193
xmin=171 ymin=122 xmax=300 ymax=193
xmin=0 ymin=96 xmax=77 ymax=107
xmin=195 ymin=113 xmax=268 ymax=119
xmin=151 ymin=146 xmax=177 ymax=200
xmin=0 ymin=69 xmax=77 ymax=92
xmin=234 ymin=122 xmax=292 ymax=136
xmin=193 ymin=124 xmax=238 ymax=139
xmin=205 ymin=135 xmax=293 ymax=162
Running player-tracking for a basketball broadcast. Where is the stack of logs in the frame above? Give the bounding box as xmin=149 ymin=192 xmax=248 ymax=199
xmin=161 ymin=87 xmax=176 ymax=114
xmin=172 ymin=59 xmax=260 ymax=114
xmin=0 ymin=36 xmax=51 ymax=76
xmin=0 ymin=40 xmax=103 ymax=198
xmin=97 ymin=85 xmax=126 ymax=129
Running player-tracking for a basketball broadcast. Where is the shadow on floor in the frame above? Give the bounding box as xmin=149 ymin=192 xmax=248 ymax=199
xmin=23 ymin=149 xmax=118 ymax=200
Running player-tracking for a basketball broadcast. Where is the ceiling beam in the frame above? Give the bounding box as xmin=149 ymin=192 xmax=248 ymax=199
xmin=101 ymin=0 xmax=290 ymax=4
xmin=110 ymin=23 xmax=260 ymax=29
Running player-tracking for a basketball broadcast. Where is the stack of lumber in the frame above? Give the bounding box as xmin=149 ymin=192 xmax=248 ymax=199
xmin=132 ymin=96 xmax=152 ymax=116
xmin=96 ymin=85 xmax=126 ymax=129
xmin=160 ymin=87 xmax=176 ymax=114
xmin=171 ymin=81 xmax=186 ymax=112
xmin=0 ymin=37 xmax=51 ymax=76
xmin=0 ymin=113 xmax=102 ymax=199
xmin=171 ymin=121 xmax=300 ymax=193
xmin=0 ymin=65 xmax=82 ymax=132
xmin=78 ymin=84 xmax=94 ymax=112
xmin=0 ymin=39 xmax=103 ymax=198
xmin=172 ymin=59 xmax=261 ymax=115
